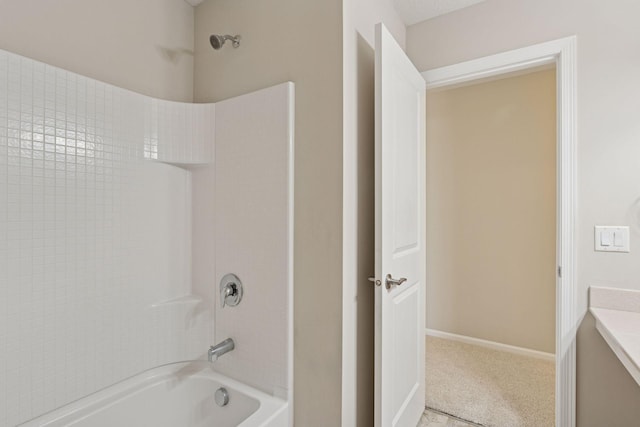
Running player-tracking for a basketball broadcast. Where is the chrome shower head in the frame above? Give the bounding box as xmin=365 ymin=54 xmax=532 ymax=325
xmin=209 ymin=34 xmax=241 ymax=50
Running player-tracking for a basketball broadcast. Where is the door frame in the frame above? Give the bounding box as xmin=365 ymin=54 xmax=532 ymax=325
xmin=421 ymin=36 xmax=578 ymax=427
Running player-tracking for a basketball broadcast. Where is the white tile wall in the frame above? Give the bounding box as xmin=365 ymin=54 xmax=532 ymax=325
xmin=213 ymin=83 xmax=293 ymax=399
xmin=144 ymin=99 xmax=213 ymax=164
xmin=0 ymin=49 xmax=214 ymax=426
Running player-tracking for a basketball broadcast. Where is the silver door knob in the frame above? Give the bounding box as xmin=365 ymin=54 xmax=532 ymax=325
xmin=385 ymin=274 xmax=407 ymax=289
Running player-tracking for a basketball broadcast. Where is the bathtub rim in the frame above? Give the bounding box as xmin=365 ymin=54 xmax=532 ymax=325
xmin=17 ymin=360 xmax=288 ymax=427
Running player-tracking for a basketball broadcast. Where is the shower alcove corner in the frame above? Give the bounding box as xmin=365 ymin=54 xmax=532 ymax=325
xmin=0 ymin=45 xmax=294 ymax=427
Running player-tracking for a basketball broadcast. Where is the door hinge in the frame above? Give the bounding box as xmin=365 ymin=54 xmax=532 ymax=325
xmin=558 ymin=266 xmax=562 ymax=278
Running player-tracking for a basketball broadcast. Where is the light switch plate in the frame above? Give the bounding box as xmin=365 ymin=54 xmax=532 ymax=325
xmin=595 ymin=226 xmax=630 ymax=252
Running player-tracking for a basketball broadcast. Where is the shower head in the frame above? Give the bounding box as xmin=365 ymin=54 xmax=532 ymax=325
xmin=209 ymin=34 xmax=241 ymax=50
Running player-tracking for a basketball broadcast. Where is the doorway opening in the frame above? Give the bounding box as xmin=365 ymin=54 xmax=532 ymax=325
xmin=419 ymin=37 xmax=578 ymax=427
xmin=421 ymin=66 xmax=557 ymax=426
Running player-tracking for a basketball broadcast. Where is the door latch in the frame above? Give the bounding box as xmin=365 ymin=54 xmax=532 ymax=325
xmin=368 ymin=276 xmax=382 ymax=287
xmin=385 ymin=274 xmax=407 ymax=289
xmin=369 ymin=275 xmax=408 ymax=289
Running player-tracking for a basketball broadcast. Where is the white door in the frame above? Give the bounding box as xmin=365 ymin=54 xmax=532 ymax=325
xmin=374 ymin=23 xmax=426 ymax=427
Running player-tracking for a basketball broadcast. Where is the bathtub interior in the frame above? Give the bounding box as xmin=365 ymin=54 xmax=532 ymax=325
xmin=70 ymin=378 xmax=258 ymax=427
xmin=18 ymin=362 xmax=287 ymax=427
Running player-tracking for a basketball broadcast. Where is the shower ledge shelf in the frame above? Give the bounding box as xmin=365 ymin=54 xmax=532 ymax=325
xmin=150 ymin=159 xmax=211 ymax=169
xmin=151 ymin=294 xmax=204 ymax=308
xmin=589 ymin=286 xmax=640 ymax=387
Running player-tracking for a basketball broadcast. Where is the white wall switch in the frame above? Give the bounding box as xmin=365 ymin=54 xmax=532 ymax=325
xmin=600 ymin=230 xmax=613 ymax=246
xmin=614 ymin=230 xmax=624 ymax=247
xmin=595 ymin=226 xmax=630 ymax=252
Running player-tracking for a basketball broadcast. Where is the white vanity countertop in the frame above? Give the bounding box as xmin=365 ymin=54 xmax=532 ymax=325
xmin=589 ymin=286 xmax=640 ymax=387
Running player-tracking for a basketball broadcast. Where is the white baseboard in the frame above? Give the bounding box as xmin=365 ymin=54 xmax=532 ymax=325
xmin=425 ymin=328 xmax=555 ymax=362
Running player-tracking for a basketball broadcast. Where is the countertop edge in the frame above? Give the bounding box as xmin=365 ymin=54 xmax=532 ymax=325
xmin=590 ymin=307 xmax=640 ymax=387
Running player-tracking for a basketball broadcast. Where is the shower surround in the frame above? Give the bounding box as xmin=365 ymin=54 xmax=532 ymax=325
xmin=0 ymin=49 xmax=293 ymax=426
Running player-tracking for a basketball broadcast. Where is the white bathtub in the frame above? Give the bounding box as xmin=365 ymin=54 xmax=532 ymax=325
xmin=18 ymin=362 xmax=288 ymax=427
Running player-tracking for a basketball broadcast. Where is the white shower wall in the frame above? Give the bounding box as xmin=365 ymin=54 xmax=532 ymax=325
xmin=191 ymin=82 xmax=294 ymax=404
xmin=212 ymin=83 xmax=294 ymax=400
xmin=0 ymin=50 xmax=214 ymax=426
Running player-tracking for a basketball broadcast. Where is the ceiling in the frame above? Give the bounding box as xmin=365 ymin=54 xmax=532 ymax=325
xmin=393 ymin=0 xmax=485 ymax=26
xmin=181 ymin=0 xmax=485 ymax=27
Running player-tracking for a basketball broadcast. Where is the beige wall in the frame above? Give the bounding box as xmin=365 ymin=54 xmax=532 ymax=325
xmin=193 ymin=1 xmax=344 ymax=425
xmin=342 ymin=1 xmax=405 ymax=425
xmin=408 ymin=0 xmax=640 ymax=424
xmin=0 ymin=0 xmax=194 ymax=102
xmin=426 ymin=69 xmax=556 ymax=353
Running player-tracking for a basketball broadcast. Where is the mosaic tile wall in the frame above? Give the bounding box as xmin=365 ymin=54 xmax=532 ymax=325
xmin=0 ymin=49 xmax=213 ymax=426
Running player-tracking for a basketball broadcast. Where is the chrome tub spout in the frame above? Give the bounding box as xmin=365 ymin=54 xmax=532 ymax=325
xmin=208 ymin=338 xmax=235 ymax=362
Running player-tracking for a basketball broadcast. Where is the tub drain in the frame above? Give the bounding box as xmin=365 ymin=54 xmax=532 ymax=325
xmin=215 ymin=387 xmax=229 ymax=407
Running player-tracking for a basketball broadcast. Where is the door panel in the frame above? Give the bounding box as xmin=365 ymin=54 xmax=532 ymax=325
xmin=391 ymin=286 xmax=420 ymax=413
xmin=374 ymin=23 xmax=426 ymax=427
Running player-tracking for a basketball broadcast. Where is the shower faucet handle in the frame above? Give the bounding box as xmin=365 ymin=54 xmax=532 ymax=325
xmin=221 ymin=283 xmax=237 ymax=308
xmin=220 ymin=273 xmax=243 ymax=308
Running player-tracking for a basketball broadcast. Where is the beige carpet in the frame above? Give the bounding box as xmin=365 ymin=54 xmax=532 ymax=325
xmin=418 ymin=408 xmax=481 ymax=427
xmin=426 ymin=336 xmax=555 ymax=427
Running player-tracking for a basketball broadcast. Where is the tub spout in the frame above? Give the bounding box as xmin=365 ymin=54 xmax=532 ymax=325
xmin=208 ymin=338 xmax=235 ymax=362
